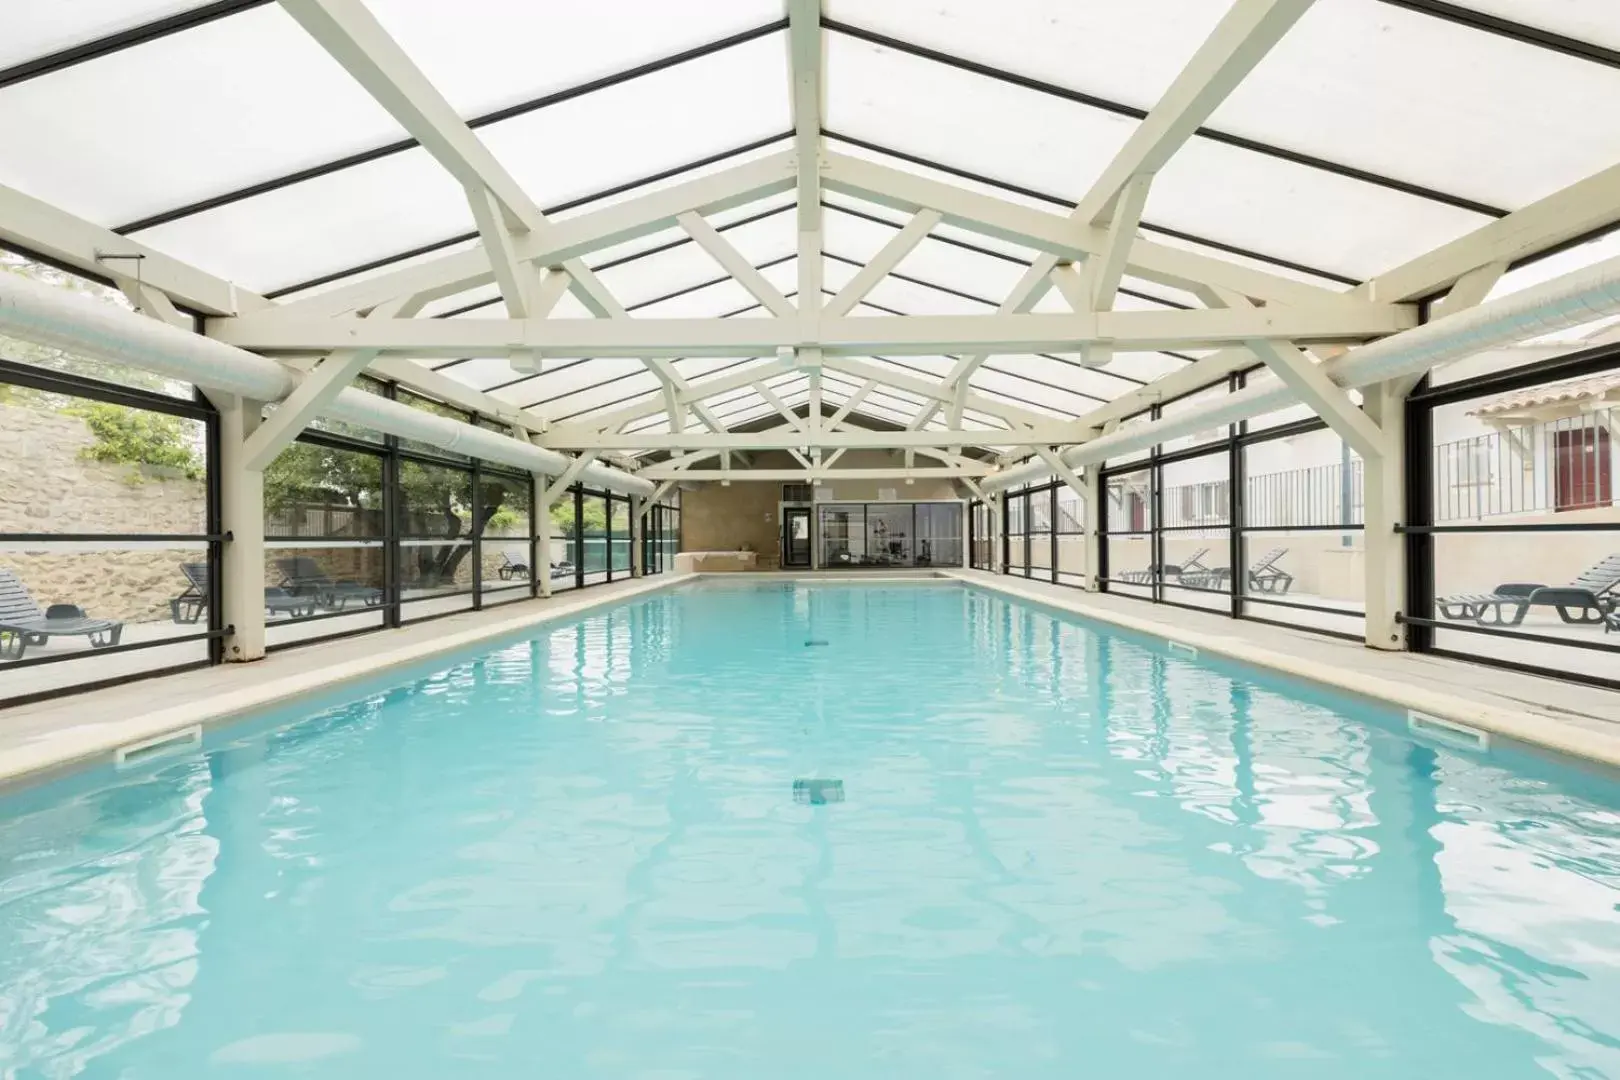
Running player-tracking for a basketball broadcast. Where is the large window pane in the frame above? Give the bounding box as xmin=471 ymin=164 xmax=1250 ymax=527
xmin=1104 ymin=469 xmax=1152 ymax=595
xmin=1006 ymin=492 xmax=1028 ymax=573
xmin=1028 ymin=487 xmax=1054 ymax=581
xmin=915 ymin=503 xmax=962 ymax=567
xmin=480 ymin=471 xmax=533 ymax=605
xmin=1161 ymin=453 xmax=1231 ymax=610
xmin=265 ymin=441 xmax=385 ymax=539
xmin=580 ymin=492 xmax=609 ymax=585
xmin=865 ymin=504 xmax=913 ymax=566
xmin=609 ymin=497 xmax=631 ymax=575
xmin=1423 ymin=371 xmax=1619 ymax=682
xmin=1055 ymin=484 xmax=1087 ymax=586
xmin=818 ymin=504 xmax=864 ymax=566
xmin=0 ymin=545 xmax=211 ymax=702
xmin=265 ymin=543 xmax=386 ymax=646
xmin=548 ymin=495 xmax=580 ymax=591
xmin=1240 ymin=430 xmax=1364 ymax=630
xmin=1 ymin=388 xmax=207 ymax=535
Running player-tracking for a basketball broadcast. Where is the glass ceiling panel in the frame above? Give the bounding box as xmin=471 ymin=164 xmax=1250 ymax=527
xmin=1445 ymin=1 xmax=1620 ymax=51
xmin=825 ymin=136 xmax=1357 ymax=289
xmin=437 ymin=356 xmax=519 ymax=392
xmin=1149 ymin=136 xmax=1489 ymax=281
xmin=368 ymin=0 xmax=781 ymax=117
xmin=825 ymin=36 xmax=1137 ymax=205
xmin=0 ymin=5 xmax=405 ymax=228
xmin=133 ymin=145 xmax=468 ymax=293
xmin=479 ymin=35 xmax=790 ymax=217
xmin=2 ymin=1 xmax=209 ymax=68
xmin=630 ymin=278 xmax=761 ymax=319
xmin=823 ymin=0 xmax=1228 ymax=112
xmin=1210 ymin=0 xmax=1620 ymax=210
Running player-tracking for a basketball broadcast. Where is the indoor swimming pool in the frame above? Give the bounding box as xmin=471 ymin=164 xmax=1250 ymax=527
xmin=1 ymin=581 xmax=1616 ymax=1077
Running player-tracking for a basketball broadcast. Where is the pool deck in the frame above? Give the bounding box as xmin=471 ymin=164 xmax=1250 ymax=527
xmin=948 ymin=569 xmax=1620 ymax=770
xmin=0 ymin=572 xmax=689 ymax=790
xmin=2 ymin=568 xmax=1618 ymax=791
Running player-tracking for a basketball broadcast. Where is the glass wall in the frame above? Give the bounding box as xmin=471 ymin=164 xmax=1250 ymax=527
xmin=0 ymin=254 xmax=218 ymax=706
xmin=969 ymin=500 xmax=995 ymax=570
xmin=816 ymin=503 xmax=963 ymax=569
xmin=1409 ymin=349 xmax=1620 ymax=686
xmin=642 ymin=488 xmax=682 ymax=575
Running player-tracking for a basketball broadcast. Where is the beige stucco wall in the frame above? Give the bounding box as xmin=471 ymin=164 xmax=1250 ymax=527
xmin=681 ymin=482 xmax=782 ymax=569
xmin=678 ymin=452 xmax=968 ymax=570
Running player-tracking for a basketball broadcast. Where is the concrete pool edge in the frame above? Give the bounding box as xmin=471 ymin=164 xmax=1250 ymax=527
xmin=0 ymin=573 xmax=695 ymax=790
xmin=947 ymin=569 xmax=1620 ymax=770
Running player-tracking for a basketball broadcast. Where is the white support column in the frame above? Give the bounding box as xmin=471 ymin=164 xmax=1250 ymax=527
xmin=629 ymin=495 xmax=644 ymax=577
xmin=215 ymin=395 xmax=267 ymax=662
xmin=536 ymin=476 xmax=554 ymax=598
xmin=1361 ymin=382 xmax=1407 ymax=651
xmin=1084 ymin=465 xmax=1103 ymax=590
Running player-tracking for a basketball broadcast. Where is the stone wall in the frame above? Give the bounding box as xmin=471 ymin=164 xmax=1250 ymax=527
xmin=0 ymin=403 xmax=207 ymax=623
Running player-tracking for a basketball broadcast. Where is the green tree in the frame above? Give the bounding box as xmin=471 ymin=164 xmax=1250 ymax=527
xmin=65 ymin=401 xmax=202 ymax=480
xmin=262 ymin=445 xmax=512 ymax=587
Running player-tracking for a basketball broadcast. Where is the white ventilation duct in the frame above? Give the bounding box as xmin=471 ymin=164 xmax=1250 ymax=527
xmin=984 ymin=251 xmax=1620 ymax=493
xmin=0 ymin=272 xmax=654 ymax=496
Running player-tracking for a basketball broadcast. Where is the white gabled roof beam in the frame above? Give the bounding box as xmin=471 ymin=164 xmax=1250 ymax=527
xmin=214 ymin=305 xmax=1416 ymax=357
xmin=789 ymin=0 xmax=825 ymax=317
xmin=1070 ymin=0 xmax=1316 ymax=225
xmin=280 ymin=0 xmax=542 ymax=232
xmin=678 ymin=211 xmax=797 ymax=318
xmin=824 ymin=209 xmax=941 ymax=318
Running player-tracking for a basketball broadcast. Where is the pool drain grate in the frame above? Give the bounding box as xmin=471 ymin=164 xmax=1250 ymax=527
xmin=804 ymin=639 xmax=829 ymax=646
xmin=794 ymin=778 xmax=844 ymax=805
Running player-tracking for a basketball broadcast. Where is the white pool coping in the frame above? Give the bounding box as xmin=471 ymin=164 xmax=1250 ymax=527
xmin=946 ymin=569 xmax=1620 ymax=771
xmin=2 ymin=568 xmax=1616 ymax=791
xmin=0 ymin=572 xmax=693 ymax=790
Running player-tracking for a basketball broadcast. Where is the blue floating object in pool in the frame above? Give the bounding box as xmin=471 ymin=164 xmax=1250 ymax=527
xmin=793 ymin=779 xmax=844 ymax=805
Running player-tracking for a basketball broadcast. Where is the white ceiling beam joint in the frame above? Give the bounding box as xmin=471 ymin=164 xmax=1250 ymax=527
xmin=823 ymin=208 xmax=942 ymax=318
xmin=1246 ymin=338 xmax=1385 ymax=461
xmin=542 ymin=451 xmax=600 ymax=506
xmin=1070 ymin=0 xmax=1316 ymax=225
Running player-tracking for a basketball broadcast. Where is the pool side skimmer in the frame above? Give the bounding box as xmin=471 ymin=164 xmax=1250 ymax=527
xmin=1166 ymin=639 xmax=1199 ymax=658
xmin=1407 ymin=710 xmax=1491 ymax=753
xmin=114 ymin=725 xmax=203 ymax=770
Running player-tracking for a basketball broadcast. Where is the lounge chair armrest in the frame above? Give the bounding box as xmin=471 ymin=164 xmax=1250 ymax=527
xmin=1493 ymin=583 xmax=1543 ymax=598
xmin=44 ymin=603 xmax=88 ymax=620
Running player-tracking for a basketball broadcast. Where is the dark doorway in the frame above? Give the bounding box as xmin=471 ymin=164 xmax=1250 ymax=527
xmin=1554 ymin=427 xmax=1612 ymax=511
xmin=783 ymin=507 xmax=812 ymax=568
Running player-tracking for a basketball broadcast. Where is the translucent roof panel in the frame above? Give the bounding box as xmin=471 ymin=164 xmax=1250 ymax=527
xmin=2 ymin=1 xmax=211 ymax=68
xmin=1209 ymin=0 xmax=1620 ymax=211
xmin=0 ymin=6 xmax=405 ymax=227
xmin=826 ymin=34 xmax=1136 ymax=204
xmin=823 ymin=0 xmax=1230 ymax=112
xmin=1446 ymin=1 xmax=1620 ymax=51
xmin=133 ymin=145 xmax=469 ymax=293
xmin=367 ymin=0 xmax=782 ymax=118
xmin=476 ymin=34 xmax=791 ymax=216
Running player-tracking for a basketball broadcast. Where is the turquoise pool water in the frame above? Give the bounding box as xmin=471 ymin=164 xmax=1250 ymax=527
xmin=2 ymin=581 xmax=1617 ymax=1077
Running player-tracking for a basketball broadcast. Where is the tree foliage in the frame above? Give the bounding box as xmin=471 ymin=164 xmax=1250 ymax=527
xmin=66 ymin=401 xmax=203 ymax=480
